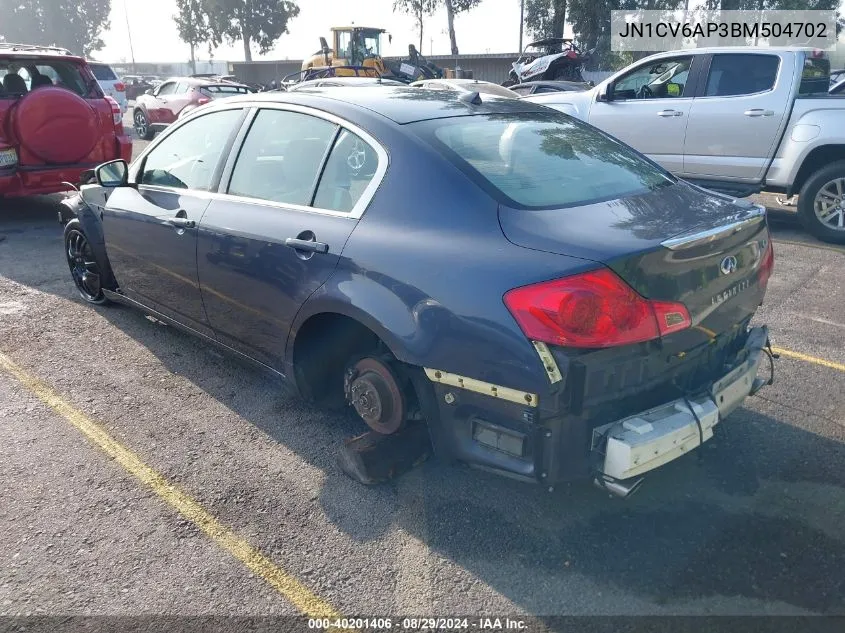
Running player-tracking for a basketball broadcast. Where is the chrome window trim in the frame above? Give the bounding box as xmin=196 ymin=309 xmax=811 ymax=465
xmin=129 ymin=100 xmax=389 ymax=221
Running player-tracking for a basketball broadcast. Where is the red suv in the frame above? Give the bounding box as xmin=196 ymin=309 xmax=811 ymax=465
xmin=0 ymin=44 xmax=132 ymax=198
xmin=133 ymin=77 xmax=253 ymax=140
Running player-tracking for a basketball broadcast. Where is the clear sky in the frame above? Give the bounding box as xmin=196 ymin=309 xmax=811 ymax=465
xmin=98 ymin=0 xmax=528 ymax=64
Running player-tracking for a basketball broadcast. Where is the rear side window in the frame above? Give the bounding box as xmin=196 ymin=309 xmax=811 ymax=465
xmin=200 ymin=85 xmax=251 ymax=98
xmin=423 ymin=113 xmax=673 ymax=209
xmin=313 ymin=129 xmax=379 ymax=213
xmin=705 ymin=54 xmax=779 ymax=97
xmin=228 ymin=109 xmax=338 ymax=206
xmin=89 ymin=64 xmax=117 ymax=81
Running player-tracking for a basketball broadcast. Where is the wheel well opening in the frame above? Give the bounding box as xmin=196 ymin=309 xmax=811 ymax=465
xmin=793 ymin=145 xmax=845 ymax=195
xmin=292 ymin=313 xmax=386 ymax=405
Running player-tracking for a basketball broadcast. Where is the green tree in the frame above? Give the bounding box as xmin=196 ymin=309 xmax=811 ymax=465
xmin=0 ymin=0 xmax=111 ymax=56
xmin=444 ymin=0 xmax=483 ymax=55
xmin=394 ymin=0 xmax=438 ymax=53
xmin=524 ymin=0 xmax=567 ymax=43
xmin=206 ymin=0 xmax=300 ymax=62
xmin=174 ymin=0 xmax=215 ymax=73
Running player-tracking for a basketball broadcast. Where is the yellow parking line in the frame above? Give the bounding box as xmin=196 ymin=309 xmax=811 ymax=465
xmin=0 ymin=350 xmax=341 ymax=619
xmin=772 ymin=347 xmax=845 ymax=373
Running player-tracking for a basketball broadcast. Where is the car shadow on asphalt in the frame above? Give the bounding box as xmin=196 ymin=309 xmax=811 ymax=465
xmin=3 ymin=197 xmax=845 ymax=615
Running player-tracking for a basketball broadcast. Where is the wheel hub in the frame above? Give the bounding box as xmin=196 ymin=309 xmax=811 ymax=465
xmin=345 ymin=358 xmax=406 ymax=435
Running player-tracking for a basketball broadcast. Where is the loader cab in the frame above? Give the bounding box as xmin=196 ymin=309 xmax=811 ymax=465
xmin=332 ymin=27 xmax=387 ymax=67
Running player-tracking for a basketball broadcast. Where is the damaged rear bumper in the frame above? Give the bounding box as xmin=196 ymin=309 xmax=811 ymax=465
xmin=422 ymin=326 xmax=771 ymax=492
xmin=592 ymin=325 xmax=769 ymax=489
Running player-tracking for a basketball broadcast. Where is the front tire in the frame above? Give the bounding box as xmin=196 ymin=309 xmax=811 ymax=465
xmin=797 ymin=161 xmax=845 ymax=244
xmin=133 ymin=109 xmax=154 ymax=141
xmin=64 ymin=220 xmax=109 ymax=305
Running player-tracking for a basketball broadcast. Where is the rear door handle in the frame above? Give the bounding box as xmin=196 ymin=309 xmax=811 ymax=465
xmin=656 ymin=109 xmax=683 ymax=117
xmin=744 ymin=109 xmax=774 ymax=117
xmin=285 ymin=238 xmax=329 ymax=254
xmin=166 ymin=216 xmax=195 ymax=229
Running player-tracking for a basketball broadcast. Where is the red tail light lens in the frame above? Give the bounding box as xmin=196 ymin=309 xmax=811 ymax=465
xmin=104 ymin=96 xmax=123 ymax=127
xmin=504 ymin=269 xmax=691 ymax=349
xmin=197 ymin=97 xmax=211 ymax=105
xmin=114 ymin=82 xmax=126 ymax=92
xmin=758 ymin=237 xmax=774 ymax=289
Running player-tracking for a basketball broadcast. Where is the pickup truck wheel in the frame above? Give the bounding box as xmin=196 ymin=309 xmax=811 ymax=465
xmin=798 ymin=162 xmax=845 ymax=244
xmin=133 ymin=109 xmax=154 ymax=141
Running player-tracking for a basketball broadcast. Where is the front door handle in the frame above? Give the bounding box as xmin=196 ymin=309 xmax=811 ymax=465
xmin=285 ymin=237 xmax=329 ymax=254
xmin=744 ymin=108 xmax=774 ymax=117
xmin=657 ymin=109 xmax=683 ymax=117
xmin=166 ymin=216 xmax=195 ymax=229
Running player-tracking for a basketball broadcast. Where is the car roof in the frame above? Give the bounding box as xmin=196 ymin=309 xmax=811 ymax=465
xmin=216 ymin=85 xmax=548 ymax=124
xmin=291 ymin=77 xmax=404 ymax=90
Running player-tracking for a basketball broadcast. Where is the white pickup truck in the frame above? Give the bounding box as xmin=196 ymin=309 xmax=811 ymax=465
xmin=525 ymin=47 xmax=845 ymax=243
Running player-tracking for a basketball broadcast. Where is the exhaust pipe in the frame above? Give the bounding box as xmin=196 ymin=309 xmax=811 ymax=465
xmin=594 ymin=475 xmax=645 ymax=499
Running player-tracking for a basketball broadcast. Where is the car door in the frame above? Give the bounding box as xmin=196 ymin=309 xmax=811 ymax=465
xmin=146 ymin=81 xmax=177 ymax=124
xmin=196 ymin=106 xmax=385 ymax=370
xmin=587 ymin=55 xmax=700 ymax=174
xmin=683 ymin=52 xmax=790 ymax=181
xmin=102 ymin=107 xmax=247 ymax=336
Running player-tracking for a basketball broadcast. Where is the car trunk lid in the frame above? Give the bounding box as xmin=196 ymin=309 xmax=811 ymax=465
xmin=498 ymin=181 xmax=771 ymax=336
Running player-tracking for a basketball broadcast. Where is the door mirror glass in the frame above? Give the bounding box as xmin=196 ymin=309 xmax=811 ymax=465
xmin=96 ymin=160 xmax=128 ymax=187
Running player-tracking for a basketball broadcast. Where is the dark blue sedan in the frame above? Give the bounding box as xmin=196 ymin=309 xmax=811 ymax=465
xmin=63 ymin=87 xmax=774 ymax=496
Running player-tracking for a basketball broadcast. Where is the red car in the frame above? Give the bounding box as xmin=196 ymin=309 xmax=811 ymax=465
xmin=132 ymin=77 xmax=253 ymax=140
xmin=0 ymin=44 xmax=132 ymax=198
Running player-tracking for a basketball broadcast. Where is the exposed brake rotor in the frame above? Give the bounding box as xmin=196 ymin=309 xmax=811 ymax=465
xmin=345 ymin=357 xmax=406 ymax=435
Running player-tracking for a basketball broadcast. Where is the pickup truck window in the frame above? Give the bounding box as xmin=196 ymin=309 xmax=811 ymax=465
xmin=800 ymin=56 xmax=830 ymax=95
xmin=612 ymin=56 xmax=693 ymax=100
xmin=704 ymin=54 xmax=779 ymax=97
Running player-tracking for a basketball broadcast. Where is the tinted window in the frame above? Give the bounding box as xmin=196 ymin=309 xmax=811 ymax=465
xmin=175 ymin=82 xmax=191 ymax=94
xmin=200 ymin=85 xmax=251 ymax=97
xmin=613 ymin=57 xmax=693 ymax=99
xmin=705 ymin=54 xmax=779 ymax=97
xmin=510 ymin=86 xmax=532 ymax=95
xmin=89 ymin=63 xmax=117 ymax=81
xmin=800 ymin=55 xmax=830 ymax=95
xmin=228 ymin=109 xmax=337 ymax=206
xmin=313 ymin=129 xmax=379 ymax=213
xmin=0 ymin=59 xmax=91 ymax=97
xmin=425 ymin=113 xmax=673 ymax=209
xmin=140 ymin=109 xmax=243 ymax=190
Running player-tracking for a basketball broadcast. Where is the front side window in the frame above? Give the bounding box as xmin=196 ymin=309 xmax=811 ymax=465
xmin=422 ymin=112 xmax=673 ymax=209
xmin=140 ymin=109 xmax=243 ymax=190
xmin=228 ymin=109 xmax=338 ymax=206
xmin=175 ymin=82 xmax=190 ymax=94
xmin=705 ymin=54 xmax=779 ymax=97
xmin=313 ymin=129 xmax=379 ymax=213
xmin=613 ymin=57 xmax=693 ymax=99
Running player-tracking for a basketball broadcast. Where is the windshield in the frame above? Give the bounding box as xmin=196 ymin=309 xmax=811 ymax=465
xmin=420 ymin=112 xmax=673 ymax=209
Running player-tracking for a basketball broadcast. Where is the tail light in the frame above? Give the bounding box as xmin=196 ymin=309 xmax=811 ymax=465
xmin=114 ymin=82 xmax=126 ymax=92
xmin=197 ymin=96 xmax=211 ymax=105
xmin=104 ymin=96 xmax=123 ymax=128
xmin=503 ymin=268 xmax=691 ymax=349
xmin=758 ymin=237 xmax=774 ymax=290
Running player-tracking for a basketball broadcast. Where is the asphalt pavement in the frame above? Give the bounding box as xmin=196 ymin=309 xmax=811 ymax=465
xmin=0 ymin=124 xmax=843 ymax=623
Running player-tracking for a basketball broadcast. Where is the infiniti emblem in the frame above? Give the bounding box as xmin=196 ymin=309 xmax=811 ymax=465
xmin=720 ymin=255 xmax=738 ymax=275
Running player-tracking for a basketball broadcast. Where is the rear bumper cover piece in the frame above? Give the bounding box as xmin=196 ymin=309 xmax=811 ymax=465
xmin=591 ymin=325 xmax=768 ymax=482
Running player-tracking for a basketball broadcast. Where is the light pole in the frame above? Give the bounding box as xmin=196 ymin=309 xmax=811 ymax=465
xmin=123 ymin=0 xmax=137 ymax=73
xmin=519 ymin=0 xmax=525 ymax=52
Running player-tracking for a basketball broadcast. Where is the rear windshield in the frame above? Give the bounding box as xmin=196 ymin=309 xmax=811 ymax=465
xmin=200 ymin=85 xmax=252 ymax=98
xmin=799 ymin=55 xmax=830 ymax=95
xmin=0 ymin=58 xmax=97 ymax=98
xmin=89 ymin=63 xmax=117 ymax=81
xmin=420 ymin=112 xmax=674 ymax=209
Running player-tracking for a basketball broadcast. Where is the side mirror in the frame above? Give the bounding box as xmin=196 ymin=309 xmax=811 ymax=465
xmin=96 ymin=160 xmax=129 ymax=188
xmin=598 ymin=87 xmax=613 ymax=102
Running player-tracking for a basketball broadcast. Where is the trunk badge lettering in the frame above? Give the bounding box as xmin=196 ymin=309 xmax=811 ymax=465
xmin=720 ymin=256 xmax=738 ymax=275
